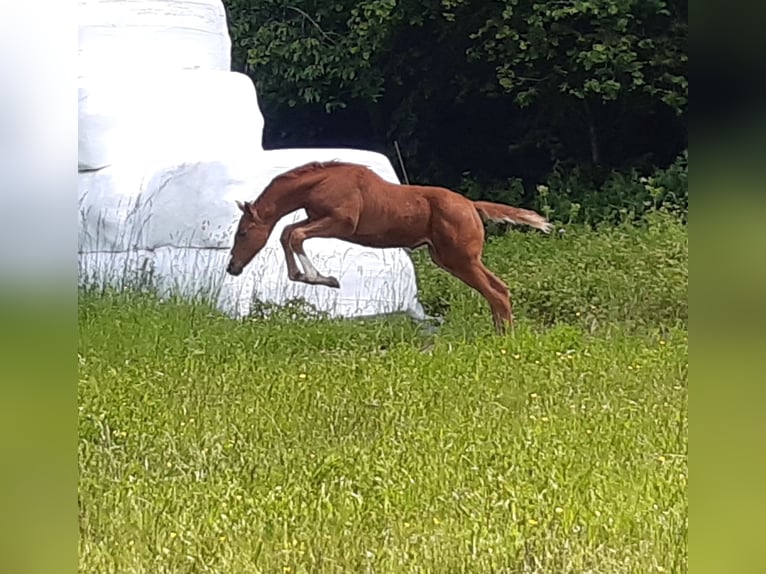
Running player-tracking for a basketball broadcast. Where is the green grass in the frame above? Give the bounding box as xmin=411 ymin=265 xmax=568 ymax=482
xmin=78 ymin=215 xmax=687 ymax=573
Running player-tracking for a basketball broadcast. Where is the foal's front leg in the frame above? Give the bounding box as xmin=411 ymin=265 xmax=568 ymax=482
xmin=281 ymin=218 xmax=347 ymax=288
xmin=279 ymin=220 xmax=308 ymax=281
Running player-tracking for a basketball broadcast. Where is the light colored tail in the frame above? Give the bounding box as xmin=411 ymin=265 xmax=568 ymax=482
xmin=473 ymin=200 xmax=553 ymax=233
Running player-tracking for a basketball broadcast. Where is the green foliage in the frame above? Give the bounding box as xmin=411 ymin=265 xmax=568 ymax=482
xmin=467 ymin=0 xmax=688 ymax=113
xmin=449 ymin=150 xmax=686 ymax=228
xmin=227 ymin=0 xmax=399 ymax=108
xmin=532 ymin=151 xmax=688 ymax=226
xmin=78 ymin=223 xmax=687 ymax=573
xmin=225 ymin=0 xmax=687 ymax=186
xmin=229 ymin=0 xmax=686 ymax=113
xmin=459 ymin=172 xmax=526 ymax=205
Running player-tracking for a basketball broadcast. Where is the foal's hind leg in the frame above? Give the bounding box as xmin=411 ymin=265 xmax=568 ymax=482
xmin=284 ymin=217 xmax=354 ymax=288
xmin=461 ymin=264 xmax=513 ymax=334
xmin=430 ymin=246 xmax=513 ymax=334
xmin=480 ymin=266 xmax=514 ymax=331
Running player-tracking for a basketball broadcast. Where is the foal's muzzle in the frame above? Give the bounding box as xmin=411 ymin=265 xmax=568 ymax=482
xmin=226 ymin=259 xmax=243 ymax=276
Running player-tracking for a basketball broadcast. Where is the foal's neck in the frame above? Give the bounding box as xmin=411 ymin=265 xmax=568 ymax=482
xmin=254 ymin=178 xmax=307 ymax=225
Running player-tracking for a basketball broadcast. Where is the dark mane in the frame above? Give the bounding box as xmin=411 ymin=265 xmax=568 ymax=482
xmin=250 ymin=160 xmax=366 ymax=206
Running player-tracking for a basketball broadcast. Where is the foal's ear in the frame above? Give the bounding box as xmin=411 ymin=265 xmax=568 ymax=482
xmin=236 ymin=200 xmax=260 ymax=221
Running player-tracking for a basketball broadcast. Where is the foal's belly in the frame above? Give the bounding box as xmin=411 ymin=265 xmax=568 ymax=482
xmin=350 ymin=230 xmax=428 ymax=249
xmin=353 ymin=194 xmax=431 ymax=249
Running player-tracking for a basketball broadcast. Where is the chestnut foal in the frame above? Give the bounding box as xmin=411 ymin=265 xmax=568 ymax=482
xmin=226 ymin=161 xmax=552 ymax=333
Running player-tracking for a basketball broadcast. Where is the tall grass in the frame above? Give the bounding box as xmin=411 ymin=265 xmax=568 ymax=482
xmin=78 ymin=214 xmax=687 ymax=573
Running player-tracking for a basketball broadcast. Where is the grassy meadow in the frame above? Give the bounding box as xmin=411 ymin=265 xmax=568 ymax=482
xmin=78 ymin=213 xmax=687 ymax=573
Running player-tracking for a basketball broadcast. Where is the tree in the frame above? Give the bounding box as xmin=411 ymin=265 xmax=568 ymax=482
xmin=225 ymin=0 xmax=400 ymax=110
xmin=223 ymin=0 xmax=687 ymax=187
xmin=466 ymin=0 xmax=688 ymax=166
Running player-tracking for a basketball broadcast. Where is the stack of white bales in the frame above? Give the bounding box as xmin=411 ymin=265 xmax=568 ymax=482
xmin=77 ymin=0 xmax=424 ymax=320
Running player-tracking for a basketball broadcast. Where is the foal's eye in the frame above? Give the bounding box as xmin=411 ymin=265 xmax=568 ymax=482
xmin=236 ymin=230 xmax=247 ymax=238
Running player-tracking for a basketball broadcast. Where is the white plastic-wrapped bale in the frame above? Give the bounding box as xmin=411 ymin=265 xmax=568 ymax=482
xmin=78 ymin=70 xmax=264 ymax=172
xmin=78 ymin=148 xmax=425 ymax=320
xmin=78 ymin=0 xmax=231 ymax=76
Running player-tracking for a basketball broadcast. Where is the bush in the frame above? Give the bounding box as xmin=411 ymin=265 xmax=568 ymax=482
xmin=456 ymin=152 xmax=688 ymax=229
xmin=533 ymin=152 xmax=688 ymax=226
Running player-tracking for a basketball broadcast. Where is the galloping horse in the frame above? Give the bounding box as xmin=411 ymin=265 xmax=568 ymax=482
xmin=226 ymin=161 xmax=552 ymax=333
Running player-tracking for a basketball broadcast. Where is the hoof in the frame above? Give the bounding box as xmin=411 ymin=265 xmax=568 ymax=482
xmin=325 ymin=276 xmax=340 ymax=289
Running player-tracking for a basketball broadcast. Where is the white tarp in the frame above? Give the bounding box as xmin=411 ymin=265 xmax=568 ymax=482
xmin=77 ymin=0 xmax=425 ymax=321
xmin=78 ymin=0 xmax=231 ymax=75
xmin=78 ymin=70 xmax=264 ymax=171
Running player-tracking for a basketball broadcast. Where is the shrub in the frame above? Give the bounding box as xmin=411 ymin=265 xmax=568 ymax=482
xmin=533 ymin=152 xmax=688 ymax=226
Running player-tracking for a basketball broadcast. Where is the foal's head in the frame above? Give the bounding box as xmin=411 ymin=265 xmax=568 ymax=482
xmin=226 ymin=200 xmax=270 ymax=276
